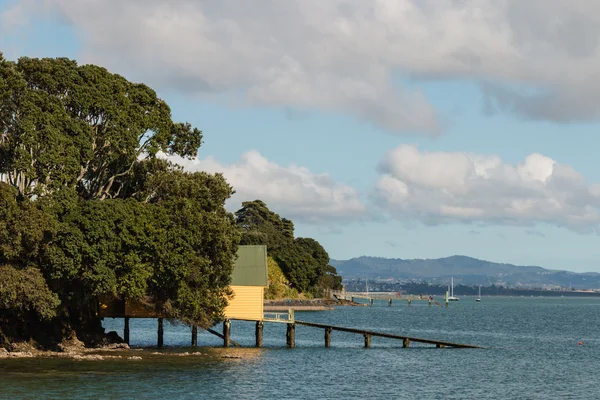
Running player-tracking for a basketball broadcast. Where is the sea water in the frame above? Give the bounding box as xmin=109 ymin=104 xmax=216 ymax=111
xmin=2 ymin=297 xmax=599 ymax=399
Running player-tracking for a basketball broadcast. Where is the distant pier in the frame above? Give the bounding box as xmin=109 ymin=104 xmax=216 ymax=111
xmin=331 ymin=290 xmax=445 ymax=307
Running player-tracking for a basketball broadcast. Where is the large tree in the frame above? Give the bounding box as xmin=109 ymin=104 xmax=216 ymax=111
xmin=0 ymin=54 xmax=238 ymax=347
xmin=0 ymin=53 xmax=202 ymax=200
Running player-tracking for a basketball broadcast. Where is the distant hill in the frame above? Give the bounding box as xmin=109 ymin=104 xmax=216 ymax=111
xmin=331 ymin=255 xmax=600 ymax=288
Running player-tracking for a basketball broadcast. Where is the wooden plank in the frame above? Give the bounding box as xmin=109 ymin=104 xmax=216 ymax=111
xmin=294 ymin=320 xmax=481 ymax=348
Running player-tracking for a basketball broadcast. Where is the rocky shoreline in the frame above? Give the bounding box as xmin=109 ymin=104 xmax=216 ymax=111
xmin=263 ymin=297 xmax=363 ymax=311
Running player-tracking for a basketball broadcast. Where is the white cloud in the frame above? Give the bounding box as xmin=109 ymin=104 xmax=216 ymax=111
xmin=10 ymin=0 xmax=600 ymax=133
xmin=373 ymin=145 xmax=600 ymax=232
xmin=166 ymin=150 xmax=365 ymax=223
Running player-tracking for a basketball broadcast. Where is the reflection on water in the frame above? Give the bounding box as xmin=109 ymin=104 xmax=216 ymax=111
xmin=2 ymin=297 xmax=600 ymax=399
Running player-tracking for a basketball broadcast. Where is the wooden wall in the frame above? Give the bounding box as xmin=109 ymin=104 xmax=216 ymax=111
xmin=224 ymin=285 xmax=264 ymax=320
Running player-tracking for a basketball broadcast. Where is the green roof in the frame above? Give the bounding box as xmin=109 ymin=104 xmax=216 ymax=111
xmin=231 ymin=245 xmax=268 ymax=286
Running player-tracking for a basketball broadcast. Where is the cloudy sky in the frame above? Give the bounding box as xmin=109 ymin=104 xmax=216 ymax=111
xmin=2 ymin=0 xmax=600 ymax=272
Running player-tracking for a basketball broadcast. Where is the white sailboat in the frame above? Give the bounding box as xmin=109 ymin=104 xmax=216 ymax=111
xmin=476 ymin=285 xmax=481 ymax=302
xmin=448 ymin=277 xmax=459 ymax=301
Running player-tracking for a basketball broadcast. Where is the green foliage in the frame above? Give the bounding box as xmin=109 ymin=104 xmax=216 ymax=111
xmin=0 ymin=265 xmax=60 ymax=321
xmin=274 ymin=238 xmax=329 ymax=293
xmin=0 ymin=53 xmax=202 ymax=200
xmin=321 ymin=265 xmax=343 ymax=291
xmin=264 ymin=257 xmax=299 ymax=300
xmin=235 ymin=200 xmax=294 ymax=252
xmin=0 ymin=53 xmax=239 ymax=345
xmin=235 ymin=201 xmax=342 ymax=297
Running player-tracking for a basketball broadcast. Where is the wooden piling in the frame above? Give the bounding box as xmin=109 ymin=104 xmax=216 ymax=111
xmin=124 ymin=317 xmax=130 ymax=345
xmin=408 ymin=299 xmax=411 ymax=307
xmin=157 ymin=318 xmax=164 ymax=348
xmin=403 ymin=338 xmax=410 ymax=348
xmin=325 ymin=327 xmax=332 ymax=348
xmin=364 ymin=333 xmax=371 ymax=348
xmin=255 ymin=321 xmax=263 ymax=348
xmin=223 ymin=320 xmax=231 ymax=348
xmin=445 ymin=290 xmax=449 ymax=308
xmin=191 ymin=325 xmax=198 ymax=347
xmin=388 ymin=299 xmax=392 ymax=307
xmin=369 ymin=298 xmax=373 ymax=306
xmin=286 ymin=323 xmax=295 ymax=348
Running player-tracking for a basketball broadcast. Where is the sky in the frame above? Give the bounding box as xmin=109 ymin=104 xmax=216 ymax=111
xmin=2 ymin=0 xmax=600 ymax=272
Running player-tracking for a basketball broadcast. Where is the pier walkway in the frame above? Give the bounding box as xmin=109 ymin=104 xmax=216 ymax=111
xmin=330 ymin=290 xmax=445 ymax=307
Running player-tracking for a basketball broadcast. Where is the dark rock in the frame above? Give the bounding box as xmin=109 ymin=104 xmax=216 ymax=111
xmin=105 ymin=331 xmax=125 ymax=344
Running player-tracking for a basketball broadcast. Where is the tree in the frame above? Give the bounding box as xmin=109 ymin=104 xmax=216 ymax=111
xmin=234 ymin=200 xmax=342 ymax=297
xmin=0 ymin=54 xmax=239 ymax=347
xmin=235 ymin=200 xmax=294 ymax=252
xmin=0 ymin=53 xmax=202 ymax=200
xmin=273 ymin=238 xmax=331 ymax=294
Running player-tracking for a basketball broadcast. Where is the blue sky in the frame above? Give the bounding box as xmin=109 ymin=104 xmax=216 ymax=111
xmin=2 ymin=0 xmax=600 ymax=272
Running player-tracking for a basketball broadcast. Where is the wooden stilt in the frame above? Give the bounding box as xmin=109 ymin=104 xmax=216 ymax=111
xmin=124 ymin=317 xmax=130 ymax=345
xmin=157 ymin=318 xmax=164 ymax=348
xmin=191 ymin=325 xmax=198 ymax=347
xmin=255 ymin=321 xmax=263 ymax=348
xmin=324 ymin=327 xmax=332 ymax=348
xmin=403 ymin=338 xmax=410 ymax=348
xmin=364 ymin=333 xmax=371 ymax=348
xmin=286 ymin=323 xmax=295 ymax=348
xmin=223 ymin=320 xmax=231 ymax=348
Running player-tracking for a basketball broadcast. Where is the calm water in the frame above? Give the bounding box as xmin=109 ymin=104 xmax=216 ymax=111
xmin=2 ymin=297 xmax=600 ymax=399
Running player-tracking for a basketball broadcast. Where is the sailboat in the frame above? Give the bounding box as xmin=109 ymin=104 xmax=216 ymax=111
xmin=448 ymin=277 xmax=459 ymax=301
xmin=476 ymin=285 xmax=481 ymax=302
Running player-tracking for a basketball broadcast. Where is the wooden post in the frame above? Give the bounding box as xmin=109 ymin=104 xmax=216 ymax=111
xmin=369 ymin=298 xmax=373 ymax=306
xmin=437 ymin=344 xmax=445 ymax=349
xmin=255 ymin=321 xmax=263 ymax=348
xmin=445 ymin=290 xmax=449 ymax=308
xmin=223 ymin=320 xmax=231 ymax=348
xmin=408 ymin=299 xmax=411 ymax=307
xmin=124 ymin=317 xmax=130 ymax=345
xmin=286 ymin=323 xmax=295 ymax=348
xmin=388 ymin=298 xmax=392 ymax=307
xmin=157 ymin=318 xmax=164 ymax=348
xmin=403 ymin=338 xmax=410 ymax=348
xmin=351 ymin=296 xmax=355 ymax=303
xmin=324 ymin=327 xmax=332 ymax=348
xmin=364 ymin=333 xmax=371 ymax=348
xmin=191 ymin=325 xmax=198 ymax=347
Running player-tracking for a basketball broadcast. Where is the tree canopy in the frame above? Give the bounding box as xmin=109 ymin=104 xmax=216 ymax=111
xmin=0 ymin=53 xmax=239 ymax=347
xmin=234 ymin=200 xmax=342 ymax=296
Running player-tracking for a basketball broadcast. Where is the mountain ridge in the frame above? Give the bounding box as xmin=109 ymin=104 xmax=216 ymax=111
xmin=331 ymin=255 xmax=600 ymax=288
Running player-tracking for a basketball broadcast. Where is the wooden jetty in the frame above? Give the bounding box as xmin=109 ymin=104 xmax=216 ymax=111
xmin=331 ymin=290 xmax=446 ymax=308
xmin=228 ymin=310 xmax=481 ymax=349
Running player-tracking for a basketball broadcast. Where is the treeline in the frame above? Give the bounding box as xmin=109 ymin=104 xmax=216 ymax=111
xmin=0 ymin=53 xmax=339 ymax=349
xmin=235 ymin=200 xmax=342 ymax=299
